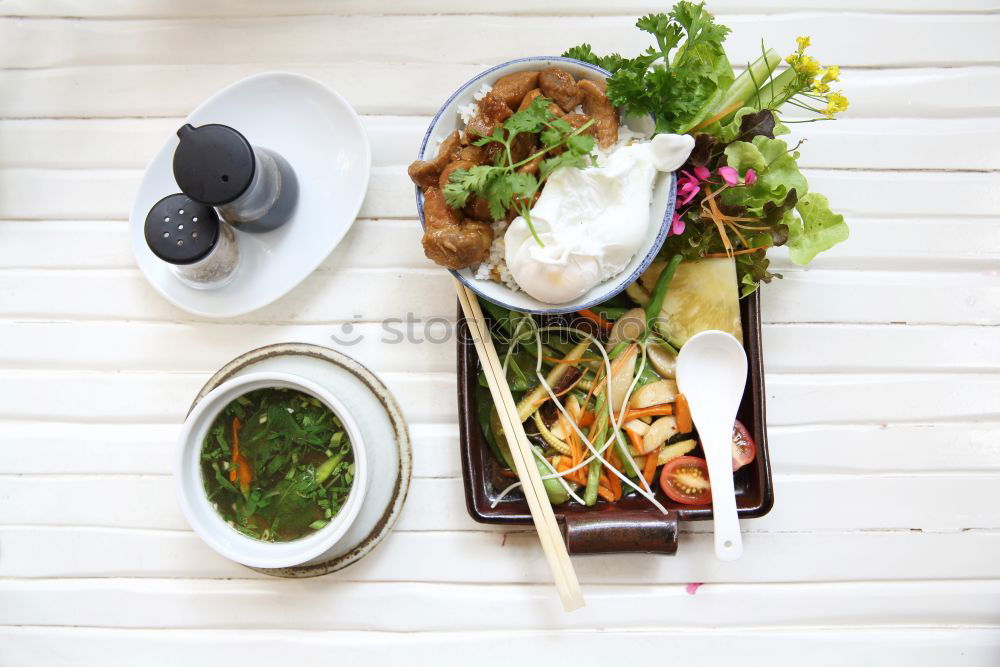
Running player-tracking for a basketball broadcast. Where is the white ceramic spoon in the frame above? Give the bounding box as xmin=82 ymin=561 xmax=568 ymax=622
xmin=676 ymin=330 xmax=748 ymax=561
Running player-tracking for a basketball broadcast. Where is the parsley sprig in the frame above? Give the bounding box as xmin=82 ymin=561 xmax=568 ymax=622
xmin=564 ymin=2 xmax=732 ymax=134
xmin=443 ymin=95 xmax=596 ymax=247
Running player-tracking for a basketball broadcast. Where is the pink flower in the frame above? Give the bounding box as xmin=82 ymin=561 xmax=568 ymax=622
xmin=744 ymin=168 xmax=757 ymax=186
xmin=670 ymin=212 xmax=686 ymax=236
xmin=693 ymin=165 xmax=711 ymax=181
xmin=677 ymin=177 xmax=700 ymax=206
xmin=718 ymin=166 xmax=740 ymax=187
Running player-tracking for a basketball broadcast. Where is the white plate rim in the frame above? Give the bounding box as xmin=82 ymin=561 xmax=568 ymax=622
xmin=130 ymin=71 xmax=372 ymax=318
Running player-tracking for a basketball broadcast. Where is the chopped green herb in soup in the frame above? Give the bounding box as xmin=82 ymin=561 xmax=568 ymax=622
xmin=200 ymin=387 xmax=355 ymax=542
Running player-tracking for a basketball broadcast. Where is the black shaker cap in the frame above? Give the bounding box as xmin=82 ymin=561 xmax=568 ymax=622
xmin=144 ymin=194 xmax=220 ymax=265
xmin=172 ymin=123 xmax=255 ymax=205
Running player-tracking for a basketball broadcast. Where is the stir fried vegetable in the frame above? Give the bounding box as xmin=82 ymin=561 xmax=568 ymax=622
xmin=477 ymin=254 xmax=758 ymax=511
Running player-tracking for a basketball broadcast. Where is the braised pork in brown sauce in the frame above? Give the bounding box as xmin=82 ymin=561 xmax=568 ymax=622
xmin=407 ymin=131 xmax=461 ymax=188
xmin=420 ymin=187 xmax=493 ymax=269
xmin=408 ymin=66 xmax=622 ymax=270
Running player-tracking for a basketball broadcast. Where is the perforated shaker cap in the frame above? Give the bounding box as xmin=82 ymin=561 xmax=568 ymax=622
xmin=173 ymin=123 xmax=256 ymax=205
xmin=144 ymin=194 xmax=221 ymax=265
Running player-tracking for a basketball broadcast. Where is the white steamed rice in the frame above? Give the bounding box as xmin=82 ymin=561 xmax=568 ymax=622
xmin=457 ymin=83 xmax=493 ymax=125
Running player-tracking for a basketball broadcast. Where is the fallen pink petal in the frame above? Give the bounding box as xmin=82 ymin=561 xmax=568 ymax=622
xmin=685 ymin=582 xmax=703 ymax=595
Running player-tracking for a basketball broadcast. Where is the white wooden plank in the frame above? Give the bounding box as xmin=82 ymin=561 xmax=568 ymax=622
xmin=762 ymin=323 xmax=1000 ymax=372
xmin=10 ymin=117 xmax=1000 ymax=171
xmin=3 ymin=472 xmax=999 ymax=532
xmin=2 ymin=320 xmax=996 ymax=374
xmin=0 ymin=165 xmax=408 ymax=219
xmin=769 ymin=423 xmax=1000 ymax=473
xmin=0 ymin=320 xmax=451 ymax=371
xmin=6 ymin=526 xmax=1000 ymax=586
xmin=2 ymin=369 xmax=998 ymax=425
xmin=2 ymin=578 xmax=998 ymax=630
xmin=3 ymin=216 xmax=997 ymax=274
xmin=2 ymin=15 xmax=996 ymax=70
xmin=0 ymin=116 xmax=426 ymax=169
xmin=4 ymin=418 xmax=999 ymax=478
xmin=1 ymin=166 xmax=995 ymax=221
xmin=0 ymin=421 xmax=454 ymax=478
xmin=0 ymin=420 xmax=455 ymax=477
xmin=771 ymin=219 xmax=1000 ymax=271
xmin=1 ymin=267 xmax=996 ymax=325
xmin=1 ymin=65 xmax=995 ymax=119
xmin=0 ymin=370 xmax=457 ymax=423
xmin=3 ymin=0 xmax=998 ymax=17
xmin=0 ymin=219 xmax=426 ymax=269
xmin=3 ymin=626 xmax=998 ymax=667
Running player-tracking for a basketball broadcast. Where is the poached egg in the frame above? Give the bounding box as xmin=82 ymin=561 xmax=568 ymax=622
xmin=504 ymin=133 xmax=695 ymax=304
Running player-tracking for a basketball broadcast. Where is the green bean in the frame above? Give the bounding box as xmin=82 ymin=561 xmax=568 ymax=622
xmin=645 ymin=254 xmax=683 ymax=334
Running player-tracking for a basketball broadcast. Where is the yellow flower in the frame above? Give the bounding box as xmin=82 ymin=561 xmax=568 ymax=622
xmin=822 ymin=91 xmax=850 ymax=117
xmin=813 ymin=81 xmax=830 ymax=94
xmin=822 ymin=65 xmax=840 ymax=83
xmin=794 ymin=54 xmax=822 ymax=77
xmin=796 ymin=35 xmax=811 ymax=51
xmin=786 ymin=53 xmax=799 ymax=65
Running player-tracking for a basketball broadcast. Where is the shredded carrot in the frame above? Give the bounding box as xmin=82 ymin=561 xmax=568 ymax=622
xmin=624 ymin=426 xmax=644 ymax=456
xmin=577 ymin=308 xmax=615 ymax=332
xmin=703 ymin=185 xmax=734 ymax=254
xmin=560 ymin=413 xmax=580 ymax=467
xmin=577 ymin=411 xmax=595 ymax=428
xmin=229 ymin=416 xmax=241 ymax=482
xmin=642 ymin=447 xmax=658 ymax=485
xmin=623 ymin=404 xmax=674 ymax=421
xmin=499 ymin=468 xmax=518 ymax=478
xmin=597 ymin=485 xmax=616 ymax=502
xmin=704 ymin=246 xmax=770 ymax=258
xmin=675 ymin=393 xmax=693 ymax=433
xmin=235 ymin=455 xmax=253 ymax=494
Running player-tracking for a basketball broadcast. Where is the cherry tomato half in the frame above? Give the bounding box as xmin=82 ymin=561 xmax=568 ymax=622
xmin=732 ymin=420 xmax=756 ymax=471
xmin=659 ymin=455 xmax=712 ymax=505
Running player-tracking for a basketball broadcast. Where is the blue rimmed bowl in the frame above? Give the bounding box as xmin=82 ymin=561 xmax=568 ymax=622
xmin=414 ymin=56 xmax=677 ymax=315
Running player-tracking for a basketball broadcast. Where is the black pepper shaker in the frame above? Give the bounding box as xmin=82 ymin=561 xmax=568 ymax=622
xmin=145 ymin=194 xmax=240 ymax=289
xmin=173 ymin=123 xmax=298 ymax=233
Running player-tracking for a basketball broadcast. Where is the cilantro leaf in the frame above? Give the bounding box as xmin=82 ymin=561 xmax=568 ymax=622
xmin=441 ymin=94 xmax=597 ymax=240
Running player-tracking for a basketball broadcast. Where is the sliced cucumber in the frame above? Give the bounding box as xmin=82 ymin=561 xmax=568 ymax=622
xmin=640 ymin=257 xmax=743 ymax=347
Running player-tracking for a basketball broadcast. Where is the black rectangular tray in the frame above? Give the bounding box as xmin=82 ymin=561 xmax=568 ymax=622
xmin=456 ymin=290 xmax=774 ymax=555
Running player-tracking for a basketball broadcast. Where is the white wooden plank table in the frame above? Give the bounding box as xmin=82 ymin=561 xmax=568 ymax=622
xmin=1 ymin=1 xmax=998 ymax=663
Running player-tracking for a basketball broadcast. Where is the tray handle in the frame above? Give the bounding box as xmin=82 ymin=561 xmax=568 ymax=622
xmin=560 ymin=509 xmax=679 ymax=555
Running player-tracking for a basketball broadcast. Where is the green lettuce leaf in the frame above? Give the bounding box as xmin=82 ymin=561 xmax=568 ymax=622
xmin=722 ymin=136 xmax=808 ymax=214
xmin=724 ymin=139 xmax=767 ymax=174
xmin=787 ymin=192 xmax=850 ymax=265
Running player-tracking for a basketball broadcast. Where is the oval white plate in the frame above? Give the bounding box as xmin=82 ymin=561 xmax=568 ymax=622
xmin=130 ymin=72 xmax=371 ymax=318
xmin=415 ymin=56 xmax=677 ymax=315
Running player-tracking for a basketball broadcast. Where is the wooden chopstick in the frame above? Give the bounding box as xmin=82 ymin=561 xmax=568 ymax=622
xmin=452 ymin=277 xmax=585 ymax=612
